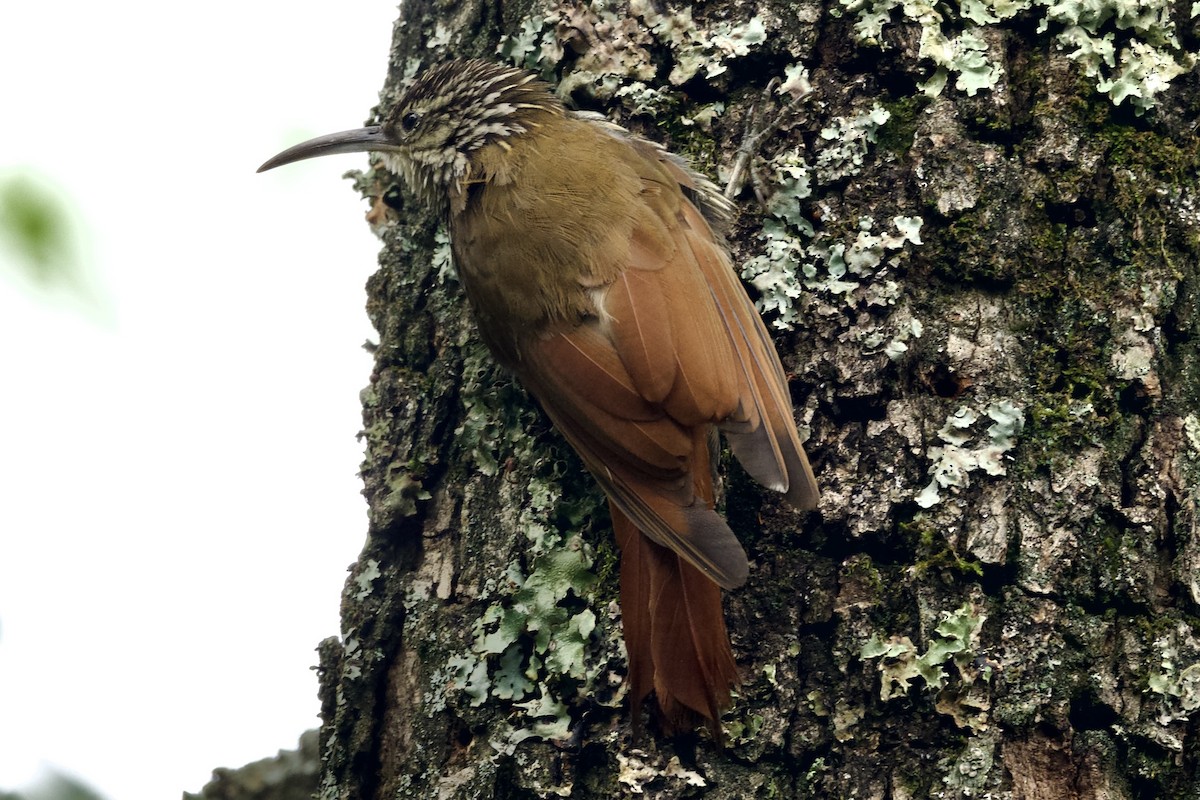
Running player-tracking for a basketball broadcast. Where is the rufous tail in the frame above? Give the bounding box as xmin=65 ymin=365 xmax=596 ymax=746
xmin=612 ymin=503 xmax=740 ymax=736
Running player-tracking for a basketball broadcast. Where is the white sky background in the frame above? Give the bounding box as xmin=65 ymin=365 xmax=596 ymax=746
xmin=0 ymin=3 xmax=401 ymax=798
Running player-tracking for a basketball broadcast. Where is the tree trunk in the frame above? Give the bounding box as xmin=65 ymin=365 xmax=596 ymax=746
xmin=317 ymin=2 xmax=1200 ymax=797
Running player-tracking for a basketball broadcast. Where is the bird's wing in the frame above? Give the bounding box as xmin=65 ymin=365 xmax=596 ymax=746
xmin=648 ymin=148 xmax=820 ymax=511
xmin=518 ymin=157 xmax=817 ymax=588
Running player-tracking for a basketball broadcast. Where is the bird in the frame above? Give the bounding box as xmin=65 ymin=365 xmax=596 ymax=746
xmin=259 ymin=58 xmax=819 ymax=737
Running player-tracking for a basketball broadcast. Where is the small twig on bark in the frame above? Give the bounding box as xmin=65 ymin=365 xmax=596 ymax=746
xmin=724 ymin=78 xmax=787 ymax=203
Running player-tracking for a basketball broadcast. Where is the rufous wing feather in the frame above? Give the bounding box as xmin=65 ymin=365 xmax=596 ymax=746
xmin=677 ymin=201 xmax=820 ymax=510
xmin=520 ymin=342 xmax=750 ymax=589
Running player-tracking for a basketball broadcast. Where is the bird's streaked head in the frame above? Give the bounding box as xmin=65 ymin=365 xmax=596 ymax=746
xmin=258 ymin=60 xmax=561 ymax=205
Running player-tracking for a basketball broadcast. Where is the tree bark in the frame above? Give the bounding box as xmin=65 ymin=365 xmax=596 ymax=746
xmin=317 ymin=1 xmax=1200 ymax=797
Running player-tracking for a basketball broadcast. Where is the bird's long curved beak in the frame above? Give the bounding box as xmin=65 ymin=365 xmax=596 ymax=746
xmin=257 ymin=126 xmax=395 ymax=172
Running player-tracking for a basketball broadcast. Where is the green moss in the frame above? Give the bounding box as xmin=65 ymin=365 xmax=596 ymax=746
xmin=1102 ymin=128 xmax=1196 ymax=180
xmin=842 ymin=552 xmax=885 ymax=594
xmin=875 ymin=95 xmax=927 ymax=156
xmin=905 ymin=520 xmax=985 ymax=580
xmin=1099 ymin=128 xmax=1200 ymax=258
xmin=588 ymin=530 xmax=621 ymax=600
xmin=935 ymin=209 xmax=1047 ymax=287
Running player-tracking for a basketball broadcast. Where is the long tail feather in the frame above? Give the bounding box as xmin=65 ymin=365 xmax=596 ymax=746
xmin=612 ymin=507 xmax=655 ymax=738
xmin=611 ymin=429 xmax=740 ymax=737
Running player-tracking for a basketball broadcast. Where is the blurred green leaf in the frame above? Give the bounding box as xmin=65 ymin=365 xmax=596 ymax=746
xmin=0 ymin=171 xmax=113 ymax=322
xmin=7 ymin=771 xmax=108 ymax=800
xmin=0 ymin=175 xmax=77 ymax=287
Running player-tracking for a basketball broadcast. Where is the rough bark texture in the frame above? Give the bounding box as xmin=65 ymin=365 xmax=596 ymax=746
xmin=186 ymin=731 xmax=319 ymax=800
xmin=314 ymin=1 xmax=1200 ymax=797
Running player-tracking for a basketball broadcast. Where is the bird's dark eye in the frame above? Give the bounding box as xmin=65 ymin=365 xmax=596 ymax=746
xmin=400 ymin=112 xmax=421 ymax=133
xmin=382 ymin=186 xmax=404 ymax=210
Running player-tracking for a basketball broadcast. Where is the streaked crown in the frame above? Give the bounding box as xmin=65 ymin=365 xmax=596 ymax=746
xmin=379 ymin=60 xmax=563 ymax=202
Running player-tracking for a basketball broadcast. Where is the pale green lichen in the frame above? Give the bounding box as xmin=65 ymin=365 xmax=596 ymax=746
xmin=544 ymin=607 xmax=597 ymax=677
xmin=860 ymin=603 xmax=993 ymax=730
xmin=341 ymin=636 xmax=366 ymax=682
xmin=726 ymin=713 xmax=766 ymax=745
xmin=1146 ymin=632 xmax=1200 ymax=734
xmin=445 ymin=464 xmax=602 ymax=740
xmin=497 ymin=0 xmax=769 ymax=105
xmin=942 ymin=732 xmax=1000 ymax=793
xmin=834 ymin=0 xmax=1007 ymax=96
xmin=378 ymin=467 xmax=432 ymax=518
xmin=761 ymin=149 xmax=815 ymax=235
xmin=485 ymin=694 xmax=575 ymax=766
xmin=450 ymin=533 xmax=598 ymax=695
xmin=679 ymin=101 xmax=725 ymax=130
xmin=1041 ymin=0 xmax=1194 ymax=112
xmin=626 ymin=0 xmax=766 ymax=84
xmin=915 ymin=400 xmax=1025 ymax=508
xmin=815 ymin=104 xmax=893 ymax=183
xmin=835 ymin=0 xmax=1196 ymax=112
xmin=612 ymin=81 xmax=676 ymax=117
xmin=353 ymin=559 xmax=381 ymax=600
xmin=447 ymin=652 xmax=491 ymax=706
xmin=497 ymin=14 xmax=547 ymax=66
xmin=882 ymin=317 xmax=924 ymax=362
xmin=777 ymin=62 xmax=813 ymax=102
xmin=427 ymin=21 xmax=454 ymax=50
xmin=833 ymin=698 xmax=864 ymax=741
xmin=743 ymin=212 xmax=923 ymax=330
xmin=511 ymin=691 xmax=573 ymax=742
xmin=739 ymin=98 xmax=923 ymax=330
xmin=617 ymin=753 xmax=707 ymax=793
xmin=861 ymin=636 xmax=933 ymax=698
xmin=1185 ymin=414 xmax=1200 ymax=455
xmin=806 ymin=687 xmax=829 ymax=716
xmin=432 ymin=226 xmax=455 ymax=283
xmin=454 ymin=346 xmax=536 ymax=477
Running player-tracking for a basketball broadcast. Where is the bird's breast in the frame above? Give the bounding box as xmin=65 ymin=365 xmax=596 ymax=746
xmin=448 ymin=121 xmax=662 ymax=361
